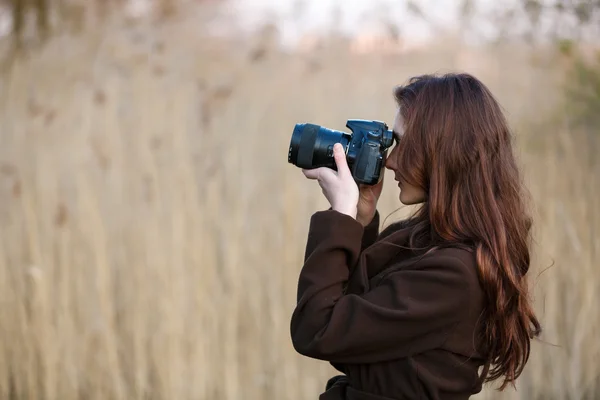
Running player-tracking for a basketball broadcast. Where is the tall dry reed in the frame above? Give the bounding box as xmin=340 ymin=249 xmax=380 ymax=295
xmin=0 ymin=5 xmax=598 ymax=400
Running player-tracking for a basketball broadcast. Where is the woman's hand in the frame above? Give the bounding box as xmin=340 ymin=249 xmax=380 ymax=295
xmin=356 ymin=175 xmax=384 ymax=227
xmin=302 ymin=143 xmax=359 ymax=219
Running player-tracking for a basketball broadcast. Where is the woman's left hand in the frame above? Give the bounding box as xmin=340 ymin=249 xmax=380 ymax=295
xmin=302 ymin=143 xmax=359 ymax=219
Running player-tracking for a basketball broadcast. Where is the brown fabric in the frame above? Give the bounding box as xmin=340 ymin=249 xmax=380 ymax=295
xmin=291 ymin=209 xmax=487 ymax=400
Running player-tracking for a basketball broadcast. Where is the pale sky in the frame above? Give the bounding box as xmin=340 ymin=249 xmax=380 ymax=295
xmin=0 ymin=0 xmax=533 ymax=44
xmin=217 ymin=0 xmax=523 ymax=48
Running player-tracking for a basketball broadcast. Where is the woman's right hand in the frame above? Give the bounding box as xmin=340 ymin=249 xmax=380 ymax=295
xmin=356 ymin=173 xmax=385 ymax=227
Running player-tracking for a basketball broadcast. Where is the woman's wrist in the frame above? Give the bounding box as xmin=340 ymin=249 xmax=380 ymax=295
xmin=356 ymin=214 xmax=374 ymax=227
xmin=332 ymin=205 xmax=358 ymax=220
xmin=356 ymin=209 xmax=378 ymax=227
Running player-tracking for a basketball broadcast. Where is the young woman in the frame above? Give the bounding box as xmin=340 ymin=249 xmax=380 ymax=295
xmin=291 ymin=73 xmax=541 ymax=400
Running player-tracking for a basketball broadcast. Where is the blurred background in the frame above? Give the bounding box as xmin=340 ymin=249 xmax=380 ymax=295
xmin=0 ymin=0 xmax=598 ymax=399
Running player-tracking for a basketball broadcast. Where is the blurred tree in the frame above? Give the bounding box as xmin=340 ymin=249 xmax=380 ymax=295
xmin=157 ymin=0 xmax=177 ymax=19
xmin=9 ymin=0 xmax=49 ymax=43
xmin=32 ymin=0 xmax=48 ymax=32
xmin=517 ymin=0 xmax=600 ymax=135
xmin=7 ymin=0 xmax=96 ymax=45
xmin=405 ymin=0 xmax=426 ymax=20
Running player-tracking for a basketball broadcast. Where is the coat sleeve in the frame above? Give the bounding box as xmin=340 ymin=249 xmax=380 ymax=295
xmin=360 ymin=210 xmax=380 ymax=251
xmin=313 ymin=208 xmax=380 ymax=254
xmin=290 ymin=210 xmax=471 ymax=364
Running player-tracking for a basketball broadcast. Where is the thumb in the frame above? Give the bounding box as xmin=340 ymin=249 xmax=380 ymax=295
xmin=333 ymin=143 xmax=351 ymax=178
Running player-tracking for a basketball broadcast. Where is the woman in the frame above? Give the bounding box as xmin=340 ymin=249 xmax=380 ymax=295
xmin=290 ymin=73 xmax=541 ymax=400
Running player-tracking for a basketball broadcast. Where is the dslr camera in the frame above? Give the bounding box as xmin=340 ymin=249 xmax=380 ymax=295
xmin=288 ymin=119 xmax=394 ymax=185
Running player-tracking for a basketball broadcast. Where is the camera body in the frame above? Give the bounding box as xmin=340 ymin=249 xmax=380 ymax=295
xmin=288 ymin=119 xmax=394 ymax=185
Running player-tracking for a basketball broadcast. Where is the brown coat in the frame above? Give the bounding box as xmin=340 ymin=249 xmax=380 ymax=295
xmin=290 ymin=209 xmax=487 ymax=400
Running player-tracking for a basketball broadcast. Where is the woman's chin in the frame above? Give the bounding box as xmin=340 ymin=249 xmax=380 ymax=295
xmin=399 ymin=192 xmax=410 ymax=205
xmin=399 ymin=192 xmax=424 ymax=206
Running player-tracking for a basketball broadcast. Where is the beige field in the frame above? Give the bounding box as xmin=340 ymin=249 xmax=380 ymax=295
xmin=0 ymin=4 xmax=598 ymax=400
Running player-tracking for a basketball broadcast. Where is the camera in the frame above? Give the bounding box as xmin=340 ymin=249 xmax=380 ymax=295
xmin=288 ymin=119 xmax=394 ymax=185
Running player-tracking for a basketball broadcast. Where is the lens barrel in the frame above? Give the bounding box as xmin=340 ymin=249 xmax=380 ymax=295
xmin=288 ymin=123 xmax=350 ymax=169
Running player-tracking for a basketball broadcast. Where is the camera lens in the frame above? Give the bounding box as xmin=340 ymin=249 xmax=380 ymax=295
xmin=288 ymin=123 xmax=350 ymax=169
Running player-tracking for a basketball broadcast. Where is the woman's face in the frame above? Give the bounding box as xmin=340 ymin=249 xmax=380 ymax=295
xmin=384 ymin=109 xmax=427 ymax=205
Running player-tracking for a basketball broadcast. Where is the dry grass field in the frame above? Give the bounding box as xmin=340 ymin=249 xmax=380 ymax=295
xmin=0 ymin=3 xmax=598 ymax=399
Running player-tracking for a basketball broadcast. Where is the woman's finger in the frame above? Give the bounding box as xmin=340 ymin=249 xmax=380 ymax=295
xmin=332 ymin=143 xmax=352 ymax=179
xmin=302 ymin=168 xmax=320 ymax=180
xmin=302 ymin=167 xmax=335 ymax=182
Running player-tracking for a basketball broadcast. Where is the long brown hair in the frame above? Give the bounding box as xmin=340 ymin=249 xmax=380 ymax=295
xmin=392 ymin=73 xmax=541 ymax=389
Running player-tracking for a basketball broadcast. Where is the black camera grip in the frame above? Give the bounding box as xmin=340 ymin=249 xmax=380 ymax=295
xmin=354 ymin=142 xmax=382 ymax=185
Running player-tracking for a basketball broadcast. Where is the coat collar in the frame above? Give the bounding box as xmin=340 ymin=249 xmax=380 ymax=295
xmin=346 ymin=226 xmax=417 ymax=295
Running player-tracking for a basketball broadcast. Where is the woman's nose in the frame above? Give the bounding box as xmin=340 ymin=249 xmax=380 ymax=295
xmin=385 ymin=153 xmax=395 ymax=170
